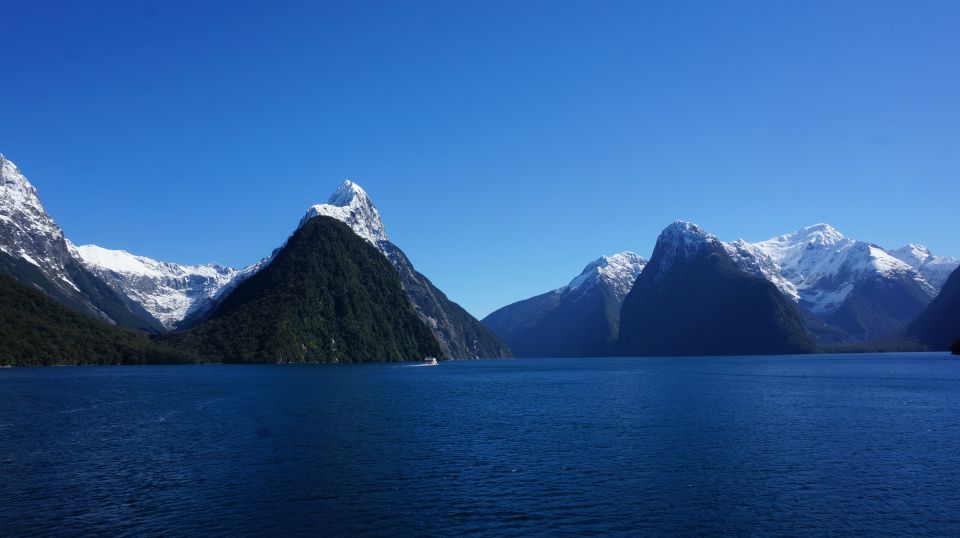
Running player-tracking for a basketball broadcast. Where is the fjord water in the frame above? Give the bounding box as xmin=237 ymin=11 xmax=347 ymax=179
xmin=2 ymin=355 xmax=959 ymax=536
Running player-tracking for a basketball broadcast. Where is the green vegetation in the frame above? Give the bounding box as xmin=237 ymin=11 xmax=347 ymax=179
xmin=0 ymin=249 xmax=165 ymax=334
xmin=161 ymin=216 xmax=444 ymax=363
xmin=1 ymin=217 xmax=444 ymax=366
xmin=0 ymin=273 xmax=192 ymax=366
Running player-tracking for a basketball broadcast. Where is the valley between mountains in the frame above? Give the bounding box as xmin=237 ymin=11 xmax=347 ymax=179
xmin=1 ymin=153 xmax=958 ymax=365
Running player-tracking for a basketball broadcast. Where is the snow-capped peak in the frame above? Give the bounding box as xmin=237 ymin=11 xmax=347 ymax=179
xmin=892 ymin=243 xmax=932 ymax=265
xmin=792 ymin=223 xmax=846 ymax=246
xmin=301 ymin=179 xmax=388 ymax=245
xmin=750 ymin=224 xmax=935 ymax=313
xmin=327 ymin=179 xmax=368 ymax=206
xmin=565 ymin=251 xmax=647 ymax=301
xmin=640 ymin=221 xmax=722 ymax=282
xmin=889 ymin=243 xmax=960 ymax=291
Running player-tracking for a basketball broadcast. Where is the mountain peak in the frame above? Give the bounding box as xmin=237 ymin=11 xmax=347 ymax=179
xmin=664 ymin=220 xmax=710 ymax=237
xmin=794 ymin=223 xmax=846 ymax=245
xmin=565 ymin=251 xmax=647 ymax=300
xmin=301 ymin=179 xmax=388 ymax=245
xmin=655 ymin=221 xmax=716 ymax=254
xmin=327 ymin=179 xmax=369 ymax=207
xmin=889 ymin=243 xmax=960 ymax=290
xmin=646 ymin=221 xmax=721 ymax=280
xmin=890 ymin=243 xmax=932 ymax=265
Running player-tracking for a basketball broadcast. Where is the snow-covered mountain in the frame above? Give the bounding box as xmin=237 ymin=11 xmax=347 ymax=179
xmin=483 ymin=252 xmax=646 ymax=357
xmin=564 ymin=252 xmax=647 ymax=302
xmin=617 ymin=221 xmax=816 ymax=356
xmin=889 ymin=244 xmax=959 ymax=291
xmin=724 ymin=224 xmax=941 ymax=341
xmin=723 ymin=239 xmax=800 ymax=301
xmin=0 ymin=154 xmax=163 ymax=331
xmin=301 ymin=180 xmax=388 ymax=245
xmin=72 ymin=244 xmax=240 ymax=329
xmin=292 ymin=179 xmax=509 ymax=359
xmin=751 ymin=224 xmax=935 ymax=312
xmin=1 ymin=154 xmax=80 ymax=290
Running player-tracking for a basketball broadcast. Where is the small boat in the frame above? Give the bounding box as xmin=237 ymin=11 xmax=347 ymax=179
xmin=423 ymin=357 xmax=438 ymax=366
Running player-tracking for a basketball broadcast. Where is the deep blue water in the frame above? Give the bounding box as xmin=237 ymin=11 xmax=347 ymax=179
xmin=2 ymin=353 xmax=960 ymax=536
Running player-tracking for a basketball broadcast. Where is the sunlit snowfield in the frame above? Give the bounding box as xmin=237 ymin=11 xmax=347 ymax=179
xmin=2 ymin=354 xmax=959 ymax=536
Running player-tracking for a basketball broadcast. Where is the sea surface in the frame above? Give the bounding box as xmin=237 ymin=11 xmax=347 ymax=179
xmin=2 ymin=353 xmax=960 ymax=536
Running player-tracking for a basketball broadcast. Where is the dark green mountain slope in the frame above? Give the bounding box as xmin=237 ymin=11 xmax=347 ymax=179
xmin=0 ymin=250 xmax=165 ymax=334
xmin=0 ymin=273 xmax=190 ymax=366
xmin=905 ymin=266 xmax=960 ymax=350
xmin=163 ymin=216 xmax=444 ymax=363
xmin=617 ymin=222 xmax=817 ymax=357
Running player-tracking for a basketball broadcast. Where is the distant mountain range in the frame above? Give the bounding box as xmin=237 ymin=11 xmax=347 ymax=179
xmin=2 ymin=151 xmax=958 ymax=364
xmin=731 ymin=224 xmax=944 ymax=342
xmin=485 ymin=220 xmax=959 ymax=357
xmin=0 ymin=154 xmax=507 ymax=364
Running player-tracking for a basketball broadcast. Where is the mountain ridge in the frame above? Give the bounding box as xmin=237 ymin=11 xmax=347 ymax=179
xmin=483 ymin=251 xmax=646 ymax=357
xmin=616 ymin=221 xmax=818 ymax=357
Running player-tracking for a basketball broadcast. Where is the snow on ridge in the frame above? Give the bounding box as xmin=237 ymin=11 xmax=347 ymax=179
xmin=865 ymin=244 xmax=915 ymax=276
xmin=889 ymin=243 xmax=960 ymax=291
xmin=73 ymin=243 xmax=235 ymax=279
xmin=72 ymin=243 xmax=241 ymax=329
xmin=723 ymin=239 xmax=800 ymax=301
xmin=0 ymin=154 xmax=78 ymax=288
xmin=648 ymin=221 xmax=719 ymax=278
xmin=749 ymin=224 xmax=937 ymax=312
xmin=565 ymin=251 xmax=647 ymax=301
xmin=301 ymin=179 xmax=388 ymax=246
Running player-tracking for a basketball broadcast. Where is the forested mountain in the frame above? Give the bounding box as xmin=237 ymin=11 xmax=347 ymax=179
xmin=0 ymin=272 xmax=190 ymax=366
xmin=162 ymin=216 xmax=444 ymax=363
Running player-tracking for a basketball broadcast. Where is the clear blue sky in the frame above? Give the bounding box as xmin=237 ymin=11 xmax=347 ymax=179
xmin=2 ymin=0 xmax=958 ymax=318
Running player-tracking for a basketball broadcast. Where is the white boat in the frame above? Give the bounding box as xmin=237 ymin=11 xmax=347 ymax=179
xmin=423 ymin=357 xmax=438 ymax=366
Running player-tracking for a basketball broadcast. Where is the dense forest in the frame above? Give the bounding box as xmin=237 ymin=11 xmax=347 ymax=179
xmin=160 ymin=216 xmax=444 ymax=363
xmin=1 ymin=218 xmax=444 ymax=366
xmin=0 ymin=273 xmax=191 ymax=366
